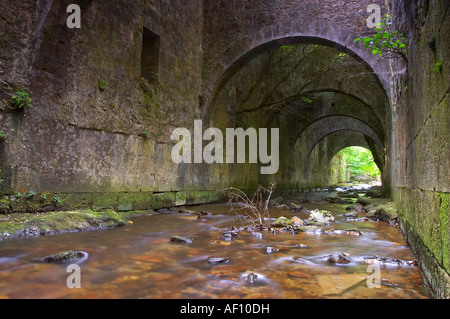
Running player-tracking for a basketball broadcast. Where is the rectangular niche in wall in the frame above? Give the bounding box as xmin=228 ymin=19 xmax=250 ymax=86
xmin=141 ymin=27 xmax=160 ymax=82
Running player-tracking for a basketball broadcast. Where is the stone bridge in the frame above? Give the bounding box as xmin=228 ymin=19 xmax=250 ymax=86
xmin=0 ymin=0 xmax=448 ymax=297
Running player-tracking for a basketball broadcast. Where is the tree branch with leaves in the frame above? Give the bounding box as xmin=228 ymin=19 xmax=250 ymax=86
xmin=355 ymin=14 xmax=408 ymax=62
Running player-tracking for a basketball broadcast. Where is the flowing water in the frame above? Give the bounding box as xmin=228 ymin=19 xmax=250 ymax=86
xmin=0 ymin=188 xmax=428 ymax=299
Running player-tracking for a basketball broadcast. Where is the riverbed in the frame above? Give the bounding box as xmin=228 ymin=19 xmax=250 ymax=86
xmin=0 ymin=188 xmax=428 ymax=299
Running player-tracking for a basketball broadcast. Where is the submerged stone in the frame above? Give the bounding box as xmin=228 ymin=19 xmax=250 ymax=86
xmin=250 ymin=232 xmax=263 ymax=239
xmin=295 ymin=225 xmax=323 ymax=233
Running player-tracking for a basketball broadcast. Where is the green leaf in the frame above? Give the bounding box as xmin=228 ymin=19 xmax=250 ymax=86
xmin=372 ymin=48 xmax=379 ymax=55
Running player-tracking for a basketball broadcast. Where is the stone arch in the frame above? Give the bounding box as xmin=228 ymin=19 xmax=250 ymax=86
xmin=271 ymin=90 xmax=387 ymax=146
xmin=300 ymin=115 xmax=383 ymax=157
xmin=323 ymin=130 xmax=383 ymax=174
xmin=202 ymin=22 xmax=391 ymax=117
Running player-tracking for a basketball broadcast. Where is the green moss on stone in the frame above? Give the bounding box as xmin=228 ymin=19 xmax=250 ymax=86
xmin=439 ymin=193 xmax=450 ymax=273
xmin=0 ymin=209 xmax=125 ymax=240
xmin=133 ymin=192 xmax=153 ymax=210
xmin=152 ymin=193 xmax=164 ymax=210
xmin=163 ymin=192 xmax=176 ymax=208
xmin=117 ymin=193 xmax=134 ymax=211
xmin=194 ymin=191 xmax=210 ymax=205
xmin=175 ymin=191 xmax=187 ymax=206
xmin=92 ymin=192 xmax=118 ymax=210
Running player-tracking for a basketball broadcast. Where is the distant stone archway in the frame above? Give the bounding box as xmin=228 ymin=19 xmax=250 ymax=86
xmin=300 ymin=115 xmax=383 ymax=156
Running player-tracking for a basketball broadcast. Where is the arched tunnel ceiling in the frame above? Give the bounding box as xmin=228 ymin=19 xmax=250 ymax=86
xmin=300 ymin=116 xmax=383 ymax=157
xmin=202 ymin=0 xmax=392 ymax=109
xmin=321 ymin=130 xmax=383 ymax=173
xmin=272 ymin=91 xmax=386 ymax=146
xmin=325 ymin=130 xmax=371 ymax=159
xmin=209 ymin=43 xmax=389 ymax=128
xmin=210 ymin=44 xmax=389 ymax=160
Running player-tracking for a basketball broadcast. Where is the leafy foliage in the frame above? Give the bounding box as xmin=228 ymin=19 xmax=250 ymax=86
xmin=355 ymin=14 xmax=407 ymax=61
xmin=432 ymin=62 xmax=443 ymax=73
xmin=0 ymin=131 xmax=7 ymax=140
xmin=11 ymin=90 xmax=33 ymax=110
xmin=338 ymin=147 xmax=380 ymax=178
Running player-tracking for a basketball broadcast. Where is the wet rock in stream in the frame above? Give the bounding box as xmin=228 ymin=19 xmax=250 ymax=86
xmin=366 ymin=202 xmax=399 ymax=225
xmin=33 ymin=251 xmax=88 ymax=263
xmin=327 ymin=228 xmax=363 ymax=236
xmin=344 ymin=211 xmax=358 ymax=218
xmin=272 ymin=216 xmax=293 ymax=227
xmin=170 ymin=236 xmax=192 ymax=244
xmin=208 ymin=257 xmax=230 ymax=265
xmin=265 ymin=246 xmax=279 ymax=254
xmin=327 ymin=253 xmax=351 ymax=265
xmin=363 ymin=256 xmax=416 ymax=266
xmin=245 ymin=273 xmax=258 ymax=284
xmin=308 ymin=209 xmax=335 ymax=225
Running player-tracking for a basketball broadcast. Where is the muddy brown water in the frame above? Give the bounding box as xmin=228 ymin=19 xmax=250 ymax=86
xmin=0 ymin=190 xmax=428 ymax=299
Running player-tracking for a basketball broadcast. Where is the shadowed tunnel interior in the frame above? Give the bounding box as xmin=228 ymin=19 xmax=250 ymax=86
xmin=207 ymin=43 xmax=389 ymax=190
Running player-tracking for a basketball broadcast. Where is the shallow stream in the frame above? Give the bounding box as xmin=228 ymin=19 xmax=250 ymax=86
xmin=0 ymin=188 xmax=428 ymax=299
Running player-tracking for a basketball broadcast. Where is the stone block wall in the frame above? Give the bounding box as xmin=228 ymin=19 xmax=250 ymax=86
xmin=390 ymin=0 xmax=450 ymax=298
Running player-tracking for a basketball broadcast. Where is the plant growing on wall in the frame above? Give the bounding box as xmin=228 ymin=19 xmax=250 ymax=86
xmin=98 ymin=78 xmax=107 ymax=91
xmin=11 ymin=90 xmax=33 ymax=110
xmin=0 ymin=131 xmax=7 ymax=140
xmin=355 ymin=14 xmax=407 ymax=62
